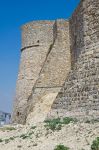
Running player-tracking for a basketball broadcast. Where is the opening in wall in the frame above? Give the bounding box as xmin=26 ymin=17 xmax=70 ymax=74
xmin=17 ymin=112 xmax=20 ymax=117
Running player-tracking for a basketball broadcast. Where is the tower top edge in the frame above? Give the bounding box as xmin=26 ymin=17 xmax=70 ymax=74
xmin=21 ymin=19 xmax=69 ymax=30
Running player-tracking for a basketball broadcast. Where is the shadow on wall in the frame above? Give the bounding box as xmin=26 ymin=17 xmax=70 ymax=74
xmin=69 ymin=0 xmax=85 ymax=68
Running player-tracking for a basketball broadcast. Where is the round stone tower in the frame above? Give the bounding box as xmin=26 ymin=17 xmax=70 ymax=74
xmin=12 ymin=21 xmax=55 ymax=124
xmin=12 ymin=19 xmax=71 ymax=124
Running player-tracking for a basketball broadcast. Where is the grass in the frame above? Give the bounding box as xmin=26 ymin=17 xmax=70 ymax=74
xmin=0 ymin=136 xmax=16 ymax=144
xmin=0 ymin=126 xmax=16 ymax=132
xmin=62 ymin=117 xmax=76 ymax=124
xmin=91 ymin=137 xmax=99 ymax=150
xmin=0 ymin=139 xmax=3 ymax=143
xmin=44 ymin=117 xmax=77 ymax=131
xmin=0 ymin=132 xmax=33 ymax=144
xmin=30 ymin=126 xmax=36 ymax=130
xmin=19 ymin=125 xmax=37 ymax=139
xmin=20 ymin=130 xmax=34 ymax=139
xmin=17 ymin=145 xmax=22 ymax=148
xmin=20 ymin=134 xmax=29 ymax=139
xmin=4 ymin=136 xmax=17 ymax=144
xmin=86 ymin=119 xmax=99 ymax=124
xmin=5 ymin=139 xmax=10 ymax=144
xmin=44 ymin=118 xmax=62 ymax=131
xmin=28 ymin=131 xmax=34 ymax=136
xmin=0 ymin=124 xmax=37 ymax=143
xmin=0 ymin=125 xmax=37 ymax=144
xmin=9 ymin=137 xmax=15 ymax=140
xmin=54 ymin=144 xmax=70 ymax=150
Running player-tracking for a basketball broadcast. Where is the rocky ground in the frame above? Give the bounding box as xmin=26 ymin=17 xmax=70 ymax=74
xmin=0 ymin=119 xmax=99 ymax=150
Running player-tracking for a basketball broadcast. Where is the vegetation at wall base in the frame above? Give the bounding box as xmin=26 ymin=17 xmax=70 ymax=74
xmin=44 ymin=117 xmax=77 ymax=131
xmin=91 ymin=137 xmax=99 ymax=150
xmin=54 ymin=144 xmax=70 ymax=150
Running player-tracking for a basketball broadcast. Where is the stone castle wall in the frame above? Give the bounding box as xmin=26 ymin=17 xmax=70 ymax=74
xmin=12 ymin=0 xmax=99 ymax=124
xmin=12 ymin=21 xmax=55 ymax=124
xmin=48 ymin=0 xmax=99 ymax=120
xmin=12 ymin=20 xmax=71 ymax=124
xmin=70 ymin=0 xmax=99 ymax=66
xmin=26 ymin=20 xmax=71 ymax=124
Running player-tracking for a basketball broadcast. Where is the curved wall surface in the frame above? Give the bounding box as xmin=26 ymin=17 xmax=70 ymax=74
xmin=12 ymin=20 xmax=71 ymax=124
xmin=12 ymin=21 xmax=55 ymax=124
xmin=26 ymin=20 xmax=71 ymax=124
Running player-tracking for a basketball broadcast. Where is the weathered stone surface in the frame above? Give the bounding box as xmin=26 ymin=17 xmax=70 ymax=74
xmin=12 ymin=20 xmax=71 ymax=124
xmin=12 ymin=0 xmax=99 ymax=124
xmin=26 ymin=20 xmax=71 ymax=124
xmin=48 ymin=0 xmax=99 ymax=121
xmin=12 ymin=21 xmax=55 ymax=124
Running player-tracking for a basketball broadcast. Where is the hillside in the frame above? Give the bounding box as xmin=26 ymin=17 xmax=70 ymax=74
xmin=0 ymin=118 xmax=99 ymax=150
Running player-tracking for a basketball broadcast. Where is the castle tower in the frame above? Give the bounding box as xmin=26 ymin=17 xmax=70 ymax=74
xmin=12 ymin=21 xmax=55 ymax=124
xmin=13 ymin=0 xmax=99 ymax=124
xmin=48 ymin=0 xmax=99 ymax=120
xmin=26 ymin=20 xmax=71 ymax=124
xmin=12 ymin=20 xmax=71 ymax=124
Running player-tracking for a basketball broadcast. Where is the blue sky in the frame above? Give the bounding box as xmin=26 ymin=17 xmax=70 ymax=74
xmin=0 ymin=0 xmax=80 ymax=113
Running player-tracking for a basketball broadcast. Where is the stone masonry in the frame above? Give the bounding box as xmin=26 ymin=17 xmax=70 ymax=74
xmin=48 ymin=0 xmax=99 ymax=121
xmin=12 ymin=0 xmax=99 ymax=124
xmin=12 ymin=20 xmax=71 ymax=124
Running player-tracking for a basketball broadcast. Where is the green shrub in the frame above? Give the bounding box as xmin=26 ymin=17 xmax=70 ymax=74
xmin=45 ymin=118 xmax=61 ymax=124
xmin=86 ymin=119 xmax=99 ymax=124
xmin=20 ymin=134 xmax=29 ymax=139
xmin=54 ymin=144 xmax=69 ymax=150
xmin=0 ymin=139 xmax=3 ymax=143
xmin=6 ymin=127 xmax=16 ymax=131
xmin=33 ymin=143 xmax=37 ymax=146
xmin=28 ymin=131 xmax=34 ymax=136
xmin=0 ymin=126 xmax=16 ymax=132
xmin=5 ymin=139 xmax=10 ymax=144
xmin=44 ymin=117 xmax=77 ymax=131
xmin=85 ymin=120 xmax=91 ymax=123
xmin=20 ymin=131 xmax=34 ymax=139
xmin=62 ymin=117 xmax=77 ymax=124
xmin=17 ymin=145 xmax=22 ymax=148
xmin=44 ymin=118 xmax=61 ymax=131
xmin=56 ymin=124 xmax=62 ymax=130
xmin=9 ymin=137 xmax=15 ymax=140
xmin=30 ymin=126 xmax=36 ymax=130
xmin=91 ymin=137 xmax=99 ymax=150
